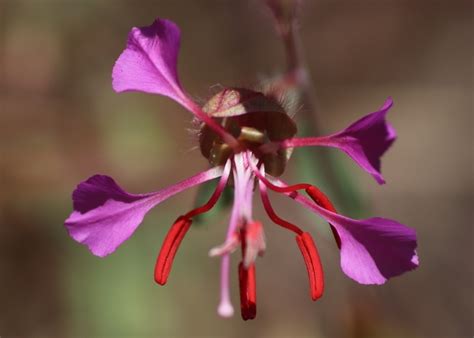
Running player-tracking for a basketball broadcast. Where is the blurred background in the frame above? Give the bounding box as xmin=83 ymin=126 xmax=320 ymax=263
xmin=1 ymin=0 xmax=472 ymax=337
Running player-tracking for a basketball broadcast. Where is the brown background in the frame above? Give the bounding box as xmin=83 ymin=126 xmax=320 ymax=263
xmin=0 ymin=0 xmax=472 ymax=337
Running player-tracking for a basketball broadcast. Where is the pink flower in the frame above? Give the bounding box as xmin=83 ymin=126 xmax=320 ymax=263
xmin=65 ymin=18 xmax=418 ymax=320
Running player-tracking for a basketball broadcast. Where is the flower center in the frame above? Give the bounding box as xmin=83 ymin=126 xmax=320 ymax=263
xmin=199 ymin=88 xmax=297 ymax=176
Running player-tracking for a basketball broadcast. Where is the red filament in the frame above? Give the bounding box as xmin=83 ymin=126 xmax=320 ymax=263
xmin=259 ymin=184 xmax=303 ymax=235
xmin=296 ymin=232 xmax=324 ymax=300
xmin=154 ymin=217 xmax=192 ymax=285
xmin=184 ymin=183 xmax=226 ymax=219
xmin=264 ymin=182 xmax=312 ymax=194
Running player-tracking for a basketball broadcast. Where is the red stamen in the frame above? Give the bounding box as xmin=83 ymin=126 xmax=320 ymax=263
xmin=154 ymin=217 xmax=192 ymax=285
xmin=296 ymin=232 xmax=324 ymax=301
xmin=181 ymin=159 xmax=231 ymax=220
xmin=305 ymin=186 xmax=341 ymax=249
xmin=238 ymin=228 xmax=257 ymax=320
xmin=184 ymin=174 xmax=229 ymax=219
xmin=239 ymin=262 xmax=257 ymax=320
xmin=305 ymin=186 xmax=337 ymax=212
xmin=154 ymin=162 xmax=230 ymax=285
xmin=247 ymin=155 xmax=311 ymax=194
xmin=265 ymin=182 xmax=312 ymax=194
xmin=259 ymin=183 xmax=304 ymax=235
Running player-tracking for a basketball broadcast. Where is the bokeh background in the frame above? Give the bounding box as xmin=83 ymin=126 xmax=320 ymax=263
xmin=1 ymin=0 xmax=472 ymax=337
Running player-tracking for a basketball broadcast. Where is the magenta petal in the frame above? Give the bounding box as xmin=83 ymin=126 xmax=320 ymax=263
xmin=331 ymin=216 xmax=418 ymax=285
xmin=65 ymin=167 xmax=223 ymax=257
xmin=272 ymin=178 xmax=419 ymax=285
xmin=112 ymin=18 xmax=190 ymax=107
xmin=294 ymin=192 xmax=418 ymax=284
xmin=328 ymin=98 xmax=396 ymax=184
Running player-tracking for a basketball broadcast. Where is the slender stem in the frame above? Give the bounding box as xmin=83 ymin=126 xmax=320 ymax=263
xmin=263 ymin=0 xmax=360 ymax=209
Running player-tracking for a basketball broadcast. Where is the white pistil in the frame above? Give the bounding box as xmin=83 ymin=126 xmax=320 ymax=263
xmin=216 ymin=151 xmax=260 ymax=317
xmin=217 ymin=298 xmax=234 ymax=318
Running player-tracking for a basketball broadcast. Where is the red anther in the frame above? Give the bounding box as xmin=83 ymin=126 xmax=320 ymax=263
xmin=296 ymin=232 xmax=324 ymax=301
xmin=239 ymin=228 xmax=257 ymax=320
xmin=154 ymin=217 xmax=192 ymax=285
xmin=305 ymin=186 xmax=337 ymax=212
xmin=305 ymin=186 xmax=341 ymax=249
xmin=238 ymin=262 xmax=257 ymax=320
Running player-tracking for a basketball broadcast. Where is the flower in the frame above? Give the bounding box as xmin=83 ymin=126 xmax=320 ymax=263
xmin=65 ymin=18 xmax=418 ymax=320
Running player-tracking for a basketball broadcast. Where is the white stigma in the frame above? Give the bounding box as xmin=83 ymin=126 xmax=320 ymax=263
xmin=218 ymin=300 xmax=234 ymax=318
